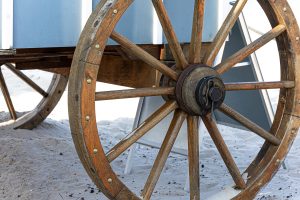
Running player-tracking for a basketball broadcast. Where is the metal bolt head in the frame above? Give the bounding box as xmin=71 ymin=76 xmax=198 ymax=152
xmin=87 ymin=78 xmax=92 ymax=84
xmin=113 ymin=9 xmax=118 ymax=14
xmin=95 ymin=44 xmax=100 ymax=49
xmin=283 ymin=7 xmax=287 ymax=12
xmin=93 ymin=148 xmax=98 ymax=154
xmin=85 ymin=116 xmax=90 ymax=121
xmin=108 ymin=178 xmax=113 ymax=183
xmin=280 ymin=97 xmax=286 ymax=103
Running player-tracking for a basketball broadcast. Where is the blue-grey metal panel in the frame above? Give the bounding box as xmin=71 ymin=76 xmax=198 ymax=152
xmin=136 ymin=96 xmax=189 ymax=155
xmin=13 ymin=0 xmax=82 ymax=48
xmin=92 ymin=0 xmax=100 ymax=9
xmin=94 ymin=0 xmax=219 ymax=44
xmin=133 ymin=19 xmax=272 ymax=155
xmin=115 ymin=0 xmax=157 ymax=44
xmin=94 ymin=0 xmax=158 ymax=44
xmin=215 ymin=22 xmax=271 ymax=131
xmin=164 ymin=0 xmax=219 ymax=43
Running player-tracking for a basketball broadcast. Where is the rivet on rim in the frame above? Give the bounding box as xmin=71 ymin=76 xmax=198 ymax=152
xmin=86 ymin=78 xmax=92 ymax=84
xmin=95 ymin=44 xmax=100 ymax=49
xmin=85 ymin=116 xmax=90 ymax=121
xmin=283 ymin=7 xmax=287 ymax=12
xmin=113 ymin=9 xmax=118 ymax=14
xmin=93 ymin=149 xmax=98 ymax=154
xmin=108 ymin=178 xmax=113 ymax=183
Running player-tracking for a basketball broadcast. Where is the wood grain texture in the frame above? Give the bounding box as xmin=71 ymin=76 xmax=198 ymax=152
xmin=110 ymin=31 xmax=178 ymax=80
xmin=0 ymin=69 xmax=17 ymax=120
xmin=5 ymin=63 xmax=48 ymax=97
xmin=203 ymin=0 xmax=248 ymax=66
xmin=106 ymin=101 xmax=177 ymax=162
xmin=225 ymin=81 xmax=295 ymax=91
xmin=95 ymin=87 xmax=174 ymax=101
xmin=202 ymin=114 xmax=246 ymax=189
xmin=142 ymin=110 xmax=187 ymax=199
xmin=215 ymin=24 xmax=286 ymax=74
xmin=219 ymin=104 xmax=280 ymax=145
xmin=152 ymin=0 xmax=188 ymax=69
xmin=187 ymin=116 xmax=200 ymax=200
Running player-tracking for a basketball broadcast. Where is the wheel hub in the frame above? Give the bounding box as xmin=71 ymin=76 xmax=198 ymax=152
xmin=175 ymin=65 xmax=225 ymax=116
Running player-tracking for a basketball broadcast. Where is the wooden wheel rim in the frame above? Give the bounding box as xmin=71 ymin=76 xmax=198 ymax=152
xmin=68 ymin=0 xmax=300 ymax=199
xmin=13 ymin=74 xmax=68 ymax=129
xmin=0 ymin=63 xmax=68 ymax=129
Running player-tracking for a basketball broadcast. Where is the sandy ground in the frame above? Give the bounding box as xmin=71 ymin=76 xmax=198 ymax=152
xmin=0 ymin=68 xmax=299 ymax=200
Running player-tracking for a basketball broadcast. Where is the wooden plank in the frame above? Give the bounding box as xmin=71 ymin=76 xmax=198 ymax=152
xmin=202 ymin=114 xmax=246 ymax=189
xmin=219 ymin=103 xmax=280 ymax=145
xmin=225 ymin=81 xmax=295 ymax=91
xmin=204 ymin=0 xmax=248 ymax=66
xmin=110 ymin=31 xmax=178 ymax=80
xmin=95 ymin=87 xmax=174 ymax=101
xmin=0 ymin=69 xmax=17 ymax=120
xmin=106 ymin=101 xmax=177 ymax=162
xmin=189 ymin=0 xmax=205 ymax=64
xmin=187 ymin=116 xmax=200 ymax=200
xmin=142 ymin=110 xmax=187 ymax=199
xmin=152 ymin=0 xmax=188 ymax=69
xmin=215 ymin=25 xmax=286 ymax=74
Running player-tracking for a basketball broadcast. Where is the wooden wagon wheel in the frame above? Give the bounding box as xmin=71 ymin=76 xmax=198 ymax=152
xmin=69 ymin=0 xmax=300 ymax=199
xmin=0 ymin=63 xmax=67 ymax=129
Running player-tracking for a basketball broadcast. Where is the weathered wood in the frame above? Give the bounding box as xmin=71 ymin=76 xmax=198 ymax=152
xmin=203 ymin=0 xmax=248 ymax=66
xmin=187 ymin=116 xmax=200 ymax=200
xmin=202 ymin=114 xmax=246 ymax=189
xmin=95 ymin=87 xmax=174 ymax=101
xmin=110 ymin=31 xmax=178 ymax=80
xmin=13 ymin=74 xmax=68 ymax=129
xmin=161 ymin=43 xmax=211 ymax=62
xmin=189 ymin=0 xmax=205 ymax=64
xmin=219 ymin=104 xmax=280 ymax=145
xmin=0 ymin=69 xmax=17 ymax=120
xmin=152 ymin=0 xmax=188 ymax=69
xmin=97 ymin=55 xmax=157 ymax=88
xmin=215 ymin=24 xmax=286 ymax=74
xmin=106 ymin=101 xmax=177 ymax=162
xmin=5 ymin=63 xmax=48 ymax=97
xmin=225 ymin=81 xmax=295 ymax=91
xmin=0 ymin=47 xmax=75 ymax=69
xmin=142 ymin=110 xmax=187 ymax=199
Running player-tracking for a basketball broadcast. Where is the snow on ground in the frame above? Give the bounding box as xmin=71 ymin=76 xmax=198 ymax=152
xmin=0 ymin=70 xmax=300 ymax=200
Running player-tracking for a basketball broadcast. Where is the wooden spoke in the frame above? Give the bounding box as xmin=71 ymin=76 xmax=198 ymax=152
xmin=106 ymin=101 xmax=178 ymax=162
xmin=142 ymin=110 xmax=187 ymax=199
xmin=189 ymin=0 xmax=206 ymax=64
xmin=202 ymin=114 xmax=246 ymax=189
xmin=225 ymin=81 xmax=295 ymax=91
xmin=0 ymin=69 xmax=17 ymax=120
xmin=95 ymin=87 xmax=174 ymax=101
xmin=5 ymin=63 xmax=48 ymax=97
xmin=203 ymin=0 xmax=248 ymax=66
xmin=187 ymin=116 xmax=200 ymax=200
xmin=219 ymin=103 xmax=280 ymax=145
xmin=215 ymin=25 xmax=286 ymax=74
xmin=110 ymin=31 xmax=178 ymax=80
xmin=152 ymin=0 xmax=188 ymax=69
